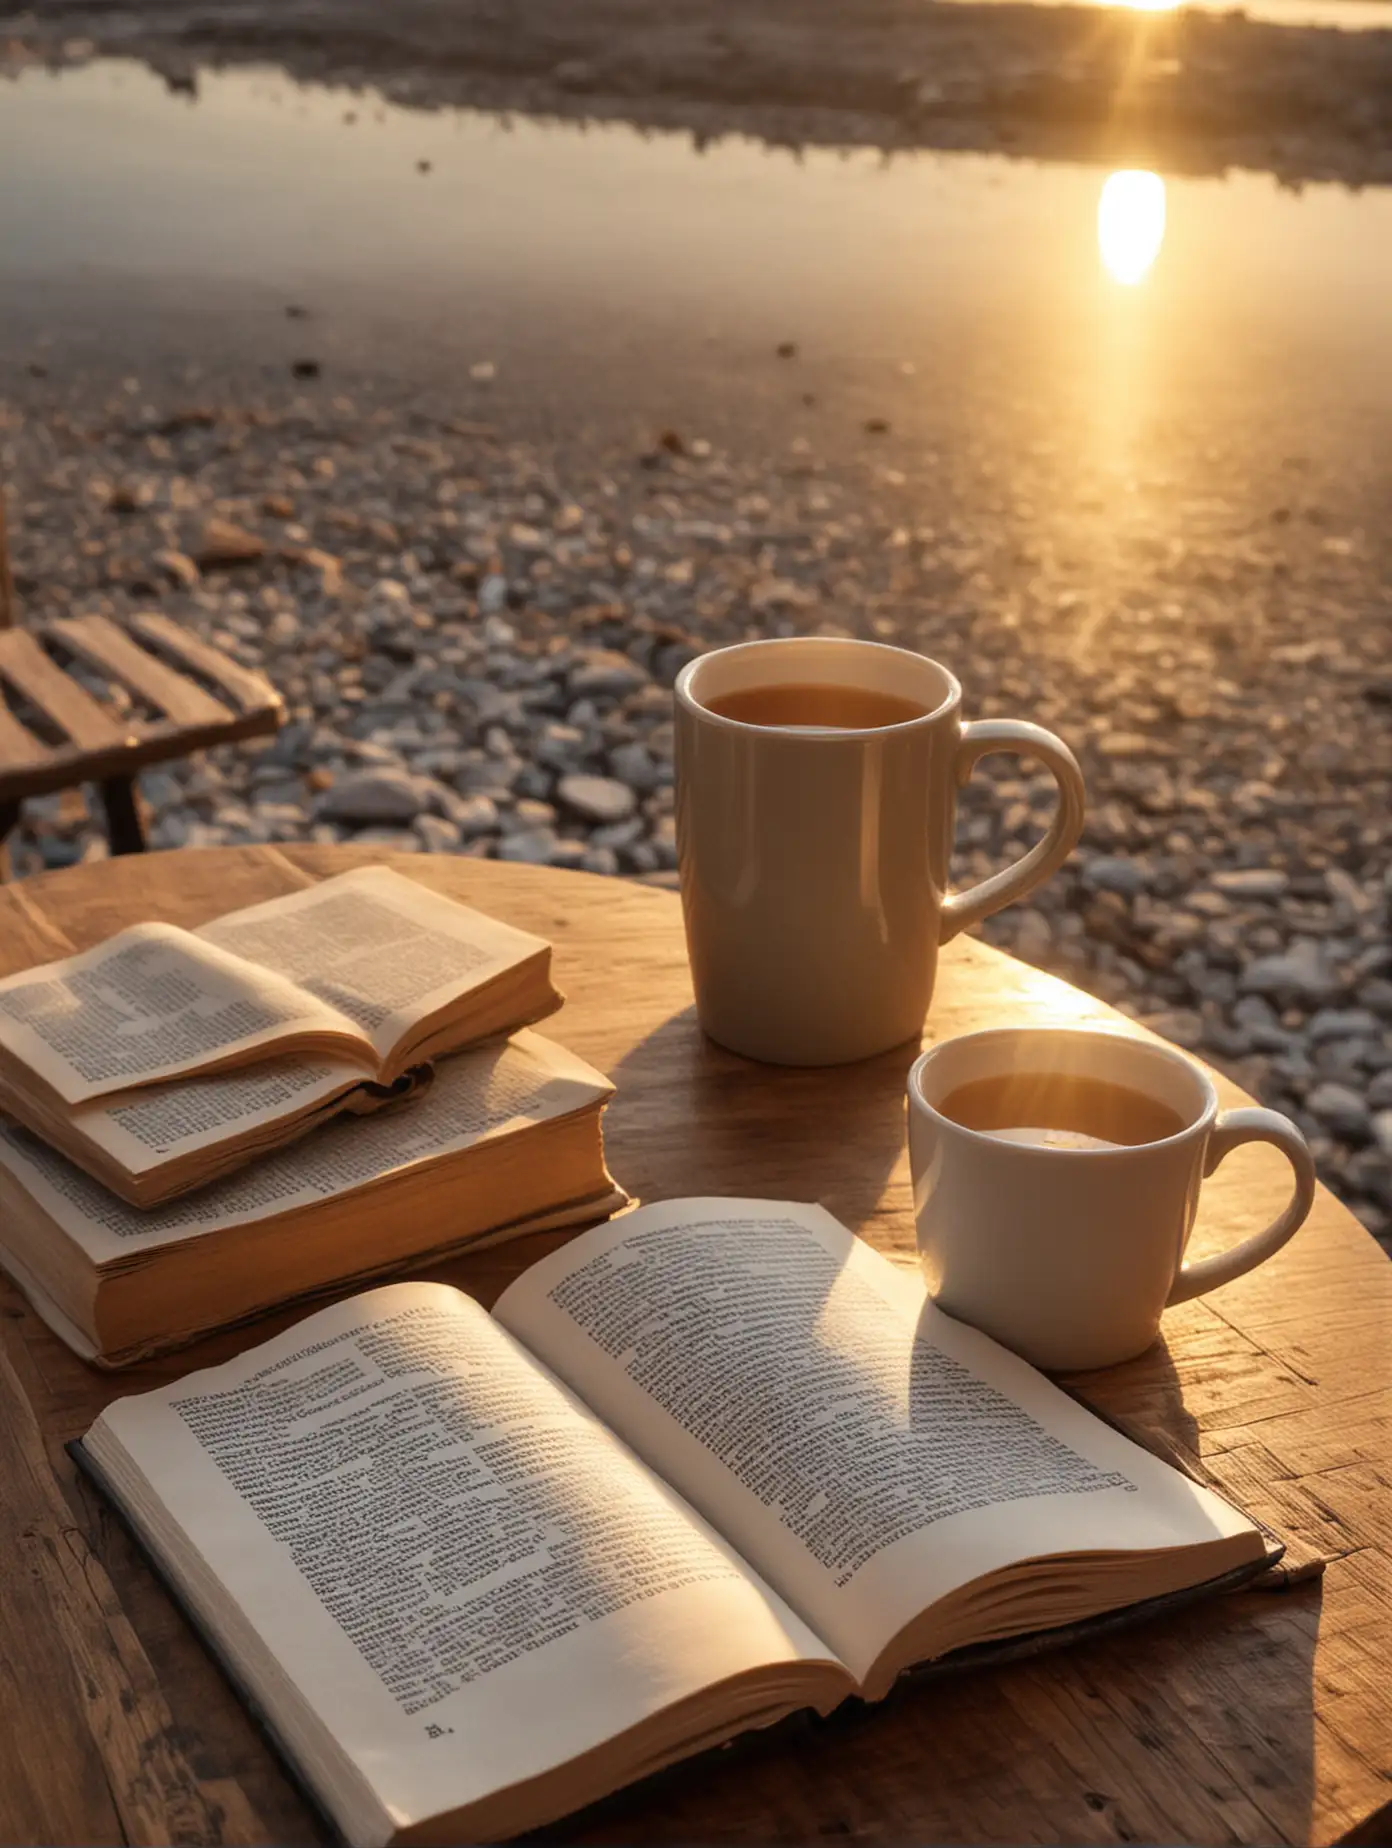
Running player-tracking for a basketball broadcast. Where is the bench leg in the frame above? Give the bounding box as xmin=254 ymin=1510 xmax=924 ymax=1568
xmin=99 ymin=776 xmax=148 ymax=855
xmin=0 ymin=801 xmax=18 ymax=881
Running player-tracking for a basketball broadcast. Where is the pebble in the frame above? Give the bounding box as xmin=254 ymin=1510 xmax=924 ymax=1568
xmin=1013 ymin=909 xmax=1053 ymax=961
xmin=589 ymin=817 xmax=646 ymax=849
xmin=443 ymin=793 xmax=502 ymax=839
xmin=349 ymin=826 xmax=420 ymax=851
xmin=1209 ymin=868 xmax=1290 ymax=899
xmin=1239 ymin=941 xmax=1339 ymax=1006
xmin=478 ymin=574 xmax=509 ymax=615
xmin=195 ymin=517 xmax=265 ymax=568
xmin=1306 ymin=1082 xmax=1372 ymax=1141
xmin=318 ymin=769 xmax=439 ymax=826
xmin=1141 ymin=1009 xmax=1205 ymax=1050
xmin=153 ymin=546 xmax=200 ymax=588
xmin=508 ymin=798 xmax=558 ymax=831
xmin=1082 ymin=856 xmax=1149 ymax=899
xmin=1306 ymin=1008 xmax=1381 ymax=1044
xmin=1373 ymin=1112 xmax=1392 ymax=1161
xmin=413 ymin=814 xmax=462 ymax=852
xmin=1359 ymin=977 xmax=1392 ymax=1020
xmin=556 ymin=774 xmax=637 ymax=824
xmin=608 ymin=742 xmax=666 ymax=792
xmin=1233 ymin=995 xmax=1279 ymax=1030
xmin=496 ymin=827 xmax=561 ymax=864
xmin=568 ymin=650 xmax=648 ymax=699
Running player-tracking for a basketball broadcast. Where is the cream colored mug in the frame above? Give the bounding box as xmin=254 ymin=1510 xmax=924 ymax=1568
xmin=908 ymin=1026 xmax=1317 ymax=1371
xmin=674 ymin=638 xmax=1086 ymax=1065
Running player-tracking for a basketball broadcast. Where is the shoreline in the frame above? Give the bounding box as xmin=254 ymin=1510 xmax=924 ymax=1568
xmin=9 ymin=0 xmax=1392 ymax=188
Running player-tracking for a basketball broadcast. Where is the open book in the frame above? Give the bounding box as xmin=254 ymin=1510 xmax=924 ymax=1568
xmin=79 ymin=1199 xmax=1271 ymax=1844
xmin=0 ymin=1031 xmax=623 ymax=1367
xmin=0 ymin=866 xmax=561 ymax=1205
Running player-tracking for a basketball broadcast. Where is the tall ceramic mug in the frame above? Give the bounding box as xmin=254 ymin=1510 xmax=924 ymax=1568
xmin=674 ymin=638 xmax=1086 ymax=1065
xmin=908 ymin=1027 xmax=1317 ymax=1371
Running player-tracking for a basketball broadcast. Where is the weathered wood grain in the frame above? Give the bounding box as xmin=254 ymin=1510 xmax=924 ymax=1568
xmin=0 ymin=627 xmax=132 ymax=753
xmin=50 ymin=615 xmax=234 ymax=728
xmin=128 ymin=611 xmax=285 ymax=717
xmin=0 ymin=845 xmax=1386 ymax=1846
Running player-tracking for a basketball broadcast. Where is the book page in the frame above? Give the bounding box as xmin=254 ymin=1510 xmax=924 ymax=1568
xmin=0 ymin=1031 xmax=611 ymax=1263
xmin=197 ymin=866 xmax=553 ymax=1061
xmin=0 ymin=922 xmax=363 ymax=1105
xmin=89 ymin=1285 xmax=846 ymax=1844
xmin=65 ymin=1056 xmax=372 ymax=1177
xmin=496 ymin=1200 xmax=1261 ymax=1687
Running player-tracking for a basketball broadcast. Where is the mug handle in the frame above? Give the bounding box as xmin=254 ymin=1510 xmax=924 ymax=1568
xmin=1166 ymin=1108 xmax=1317 ymax=1304
xmin=939 ymin=719 xmax=1087 ymax=945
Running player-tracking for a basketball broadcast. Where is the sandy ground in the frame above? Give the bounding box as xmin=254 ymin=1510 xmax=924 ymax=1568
xmin=9 ymin=0 xmax=1392 ymax=185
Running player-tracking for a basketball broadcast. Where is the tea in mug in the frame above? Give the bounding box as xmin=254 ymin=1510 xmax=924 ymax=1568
xmin=703 ymin=683 xmax=932 ymax=731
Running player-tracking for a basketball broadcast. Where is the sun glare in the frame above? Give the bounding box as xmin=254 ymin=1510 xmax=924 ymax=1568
xmin=1097 ymin=170 xmax=1167 ymax=286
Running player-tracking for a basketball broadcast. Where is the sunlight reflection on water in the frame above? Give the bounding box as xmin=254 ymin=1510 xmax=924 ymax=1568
xmin=1098 ymin=171 xmax=1167 ymax=286
xmin=941 ymin=0 xmax=1391 ymax=25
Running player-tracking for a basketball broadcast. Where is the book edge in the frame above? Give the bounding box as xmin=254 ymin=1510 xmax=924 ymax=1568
xmin=5 ymin=1181 xmax=629 ymax=1368
xmin=69 ymin=1435 xmax=353 ymax=1848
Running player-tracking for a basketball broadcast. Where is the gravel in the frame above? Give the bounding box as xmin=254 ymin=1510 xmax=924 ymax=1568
xmin=1 ymin=371 xmax=1388 ymax=1254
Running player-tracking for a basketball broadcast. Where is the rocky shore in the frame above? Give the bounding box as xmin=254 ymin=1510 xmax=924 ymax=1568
xmin=2 ymin=376 xmax=1389 ymax=1253
xmin=8 ymin=0 xmax=1392 ymax=187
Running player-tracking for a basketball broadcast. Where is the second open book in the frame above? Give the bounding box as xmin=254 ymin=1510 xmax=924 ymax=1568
xmin=0 ymin=866 xmax=561 ymax=1204
xmin=81 ymin=1198 xmax=1270 ymax=1846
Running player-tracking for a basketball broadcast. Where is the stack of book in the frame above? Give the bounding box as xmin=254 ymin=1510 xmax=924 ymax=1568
xmin=0 ymin=865 xmax=623 ymax=1365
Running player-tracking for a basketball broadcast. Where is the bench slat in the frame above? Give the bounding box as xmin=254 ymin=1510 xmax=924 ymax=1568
xmin=0 ymin=631 xmax=130 ymax=752
xmin=47 ymin=617 xmax=233 ymax=729
xmin=128 ymin=612 xmax=282 ymax=718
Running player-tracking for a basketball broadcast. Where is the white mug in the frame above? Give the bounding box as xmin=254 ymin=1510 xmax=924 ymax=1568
xmin=674 ymin=638 xmax=1085 ymax=1065
xmin=907 ymin=1026 xmax=1317 ymax=1371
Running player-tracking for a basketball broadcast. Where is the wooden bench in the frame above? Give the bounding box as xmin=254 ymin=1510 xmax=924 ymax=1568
xmin=0 ymin=497 xmax=284 ymax=860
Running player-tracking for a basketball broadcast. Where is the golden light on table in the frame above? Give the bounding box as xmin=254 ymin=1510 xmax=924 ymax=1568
xmin=1097 ymin=170 xmax=1167 ymax=285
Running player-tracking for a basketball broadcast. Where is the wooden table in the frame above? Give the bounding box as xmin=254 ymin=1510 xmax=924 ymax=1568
xmin=1 ymin=844 xmax=1388 ymax=1848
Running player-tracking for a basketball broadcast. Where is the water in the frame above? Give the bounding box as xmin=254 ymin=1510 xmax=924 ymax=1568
xmin=942 ymin=0 xmax=1392 ymax=27
xmin=2 ymin=60 xmax=1389 ymax=459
